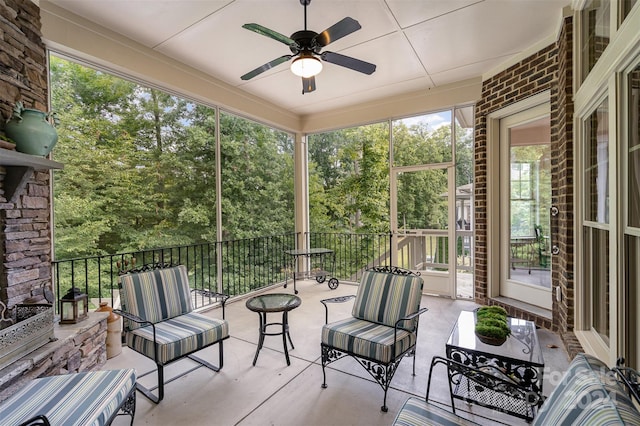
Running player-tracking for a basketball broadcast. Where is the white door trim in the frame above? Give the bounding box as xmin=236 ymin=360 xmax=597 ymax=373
xmin=486 ymin=91 xmax=551 ymax=305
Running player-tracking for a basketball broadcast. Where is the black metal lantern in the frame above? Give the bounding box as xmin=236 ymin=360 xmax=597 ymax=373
xmin=59 ymin=287 xmax=88 ymax=324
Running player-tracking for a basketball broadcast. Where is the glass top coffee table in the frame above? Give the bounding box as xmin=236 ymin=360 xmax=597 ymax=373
xmin=444 ymin=310 xmax=545 ymax=421
xmin=246 ymin=293 xmax=302 ymax=366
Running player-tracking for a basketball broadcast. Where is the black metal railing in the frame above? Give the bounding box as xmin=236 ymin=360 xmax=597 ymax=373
xmin=306 ymin=232 xmax=392 ymax=281
xmin=52 ymin=233 xmax=297 ymax=311
xmin=52 ymin=232 xmax=392 ymax=310
xmin=219 ymin=233 xmax=296 ymax=296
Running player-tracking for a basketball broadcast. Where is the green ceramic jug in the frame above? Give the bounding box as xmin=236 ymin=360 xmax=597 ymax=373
xmin=4 ymin=101 xmax=58 ymax=156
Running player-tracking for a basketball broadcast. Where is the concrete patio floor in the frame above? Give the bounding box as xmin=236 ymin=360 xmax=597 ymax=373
xmin=107 ymin=279 xmax=570 ymax=426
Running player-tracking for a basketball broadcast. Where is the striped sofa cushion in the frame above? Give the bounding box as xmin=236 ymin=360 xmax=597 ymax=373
xmin=393 ymin=397 xmax=479 ymax=426
xmin=321 ymin=317 xmax=415 ymax=363
xmin=126 ymin=312 xmax=229 ymax=365
xmin=120 ymin=265 xmax=193 ymax=328
xmin=533 ymin=353 xmax=640 ymax=425
xmin=0 ymin=369 xmax=136 ymax=426
xmin=352 ymin=270 xmax=423 ymax=330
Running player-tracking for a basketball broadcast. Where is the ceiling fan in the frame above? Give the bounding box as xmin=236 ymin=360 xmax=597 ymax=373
xmin=240 ymin=0 xmax=376 ymax=94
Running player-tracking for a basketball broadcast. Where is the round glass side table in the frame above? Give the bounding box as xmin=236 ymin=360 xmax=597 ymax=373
xmin=246 ymin=293 xmax=302 ymax=366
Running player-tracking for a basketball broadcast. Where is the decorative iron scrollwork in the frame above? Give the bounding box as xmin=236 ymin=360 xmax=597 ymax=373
xmin=321 ymin=295 xmax=355 ymax=304
xmin=448 ymin=348 xmax=542 ymax=393
xmin=355 ymin=358 xmax=398 ymax=389
xmin=0 ymin=301 xmax=15 ymax=327
xmin=119 ymin=262 xmax=177 ymax=276
xmin=120 ymin=388 xmax=137 ymax=421
xmin=367 ymin=265 xmax=420 ymax=276
xmin=321 ymin=345 xmax=349 ymax=365
xmin=445 ymin=348 xmax=542 ymax=421
xmin=510 ymin=322 xmax=535 ymax=355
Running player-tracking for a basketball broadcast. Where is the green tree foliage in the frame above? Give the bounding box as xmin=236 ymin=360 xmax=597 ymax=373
xmin=220 ymin=111 xmax=294 ymax=240
xmin=50 ymin=58 xmax=143 ymax=257
xmin=308 ymin=114 xmax=474 ymax=235
xmin=50 ymin=56 xmax=294 ymax=261
xmin=455 ymin=120 xmax=474 ymax=188
xmin=393 ymin=120 xmax=452 ymax=166
xmin=308 ymin=122 xmax=390 ymax=233
xmin=393 ymin=122 xmax=451 ymax=230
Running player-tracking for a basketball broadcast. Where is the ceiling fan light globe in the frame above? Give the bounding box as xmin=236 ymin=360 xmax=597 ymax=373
xmin=290 ymin=56 xmax=323 ymax=78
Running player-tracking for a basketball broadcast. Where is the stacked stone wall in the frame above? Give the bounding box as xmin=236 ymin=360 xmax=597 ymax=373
xmin=1 ymin=0 xmax=52 ymax=308
xmin=0 ymin=0 xmax=48 ymax=118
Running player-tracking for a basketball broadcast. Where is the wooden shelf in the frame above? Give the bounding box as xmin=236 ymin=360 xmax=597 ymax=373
xmin=0 ymin=149 xmax=63 ymax=202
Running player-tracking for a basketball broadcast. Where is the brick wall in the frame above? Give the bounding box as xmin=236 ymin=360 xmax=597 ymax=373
xmin=474 ymin=42 xmax=558 ymax=306
xmin=474 ymin=16 xmax=583 ymax=357
xmin=555 ymin=18 xmax=581 ymax=358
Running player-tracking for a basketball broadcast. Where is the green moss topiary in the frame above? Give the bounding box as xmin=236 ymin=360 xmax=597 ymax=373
xmin=476 ymin=305 xmax=508 ymax=317
xmin=475 ymin=323 xmax=508 ymax=339
xmin=475 ymin=306 xmax=510 ymax=344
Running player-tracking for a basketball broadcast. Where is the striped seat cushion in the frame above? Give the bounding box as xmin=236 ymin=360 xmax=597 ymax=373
xmin=321 ymin=317 xmax=415 ymax=363
xmin=533 ymin=353 xmax=640 ymax=425
xmin=393 ymin=397 xmax=479 ymax=426
xmin=126 ymin=312 xmax=229 ymax=365
xmin=120 ymin=265 xmax=193 ymax=328
xmin=0 ymin=369 xmax=135 ymax=426
xmin=352 ymin=270 xmax=423 ymax=330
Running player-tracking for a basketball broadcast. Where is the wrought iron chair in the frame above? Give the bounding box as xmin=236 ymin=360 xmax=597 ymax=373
xmin=115 ymin=263 xmax=229 ymax=403
xmin=320 ymin=266 xmax=428 ymax=412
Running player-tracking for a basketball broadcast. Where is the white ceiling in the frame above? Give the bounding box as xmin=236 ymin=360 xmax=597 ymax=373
xmin=47 ymin=0 xmax=569 ymax=117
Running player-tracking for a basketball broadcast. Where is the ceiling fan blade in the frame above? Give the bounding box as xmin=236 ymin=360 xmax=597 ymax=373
xmin=241 ymin=55 xmax=293 ymax=80
xmin=242 ymin=23 xmax=297 ymax=47
xmin=314 ymin=17 xmax=361 ymax=47
xmin=321 ymin=51 xmax=376 ymax=75
xmin=302 ymin=76 xmax=316 ymax=94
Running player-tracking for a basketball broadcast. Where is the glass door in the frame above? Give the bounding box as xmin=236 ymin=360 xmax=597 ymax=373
xmin=393 ymin=166 xmax=455 ymax=296
xmin=391 ymin=110 xmax=457 ymax=297
xmin=499 ymin=104 xmax=552 ymax=309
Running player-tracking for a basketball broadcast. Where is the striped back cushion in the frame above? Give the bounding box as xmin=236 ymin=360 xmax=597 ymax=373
xmin=352 ymin=270 xmax=423 ymax=329
xmin=120 ymin=265 xmax=193 ymax=328
xmin=533 ymin=353 xmax=640 ymax=425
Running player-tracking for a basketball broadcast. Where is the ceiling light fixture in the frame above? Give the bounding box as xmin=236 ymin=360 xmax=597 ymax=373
xmin=290 ymin=53 xmax=323 ymax=78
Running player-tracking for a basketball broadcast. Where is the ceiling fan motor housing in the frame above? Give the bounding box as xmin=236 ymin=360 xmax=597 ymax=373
xmin=290 ymin=30 xmax=322 ymax=54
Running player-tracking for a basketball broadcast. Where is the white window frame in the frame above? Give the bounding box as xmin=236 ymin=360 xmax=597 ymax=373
xmin=573 ymin=1 xmax=640 ymax=366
